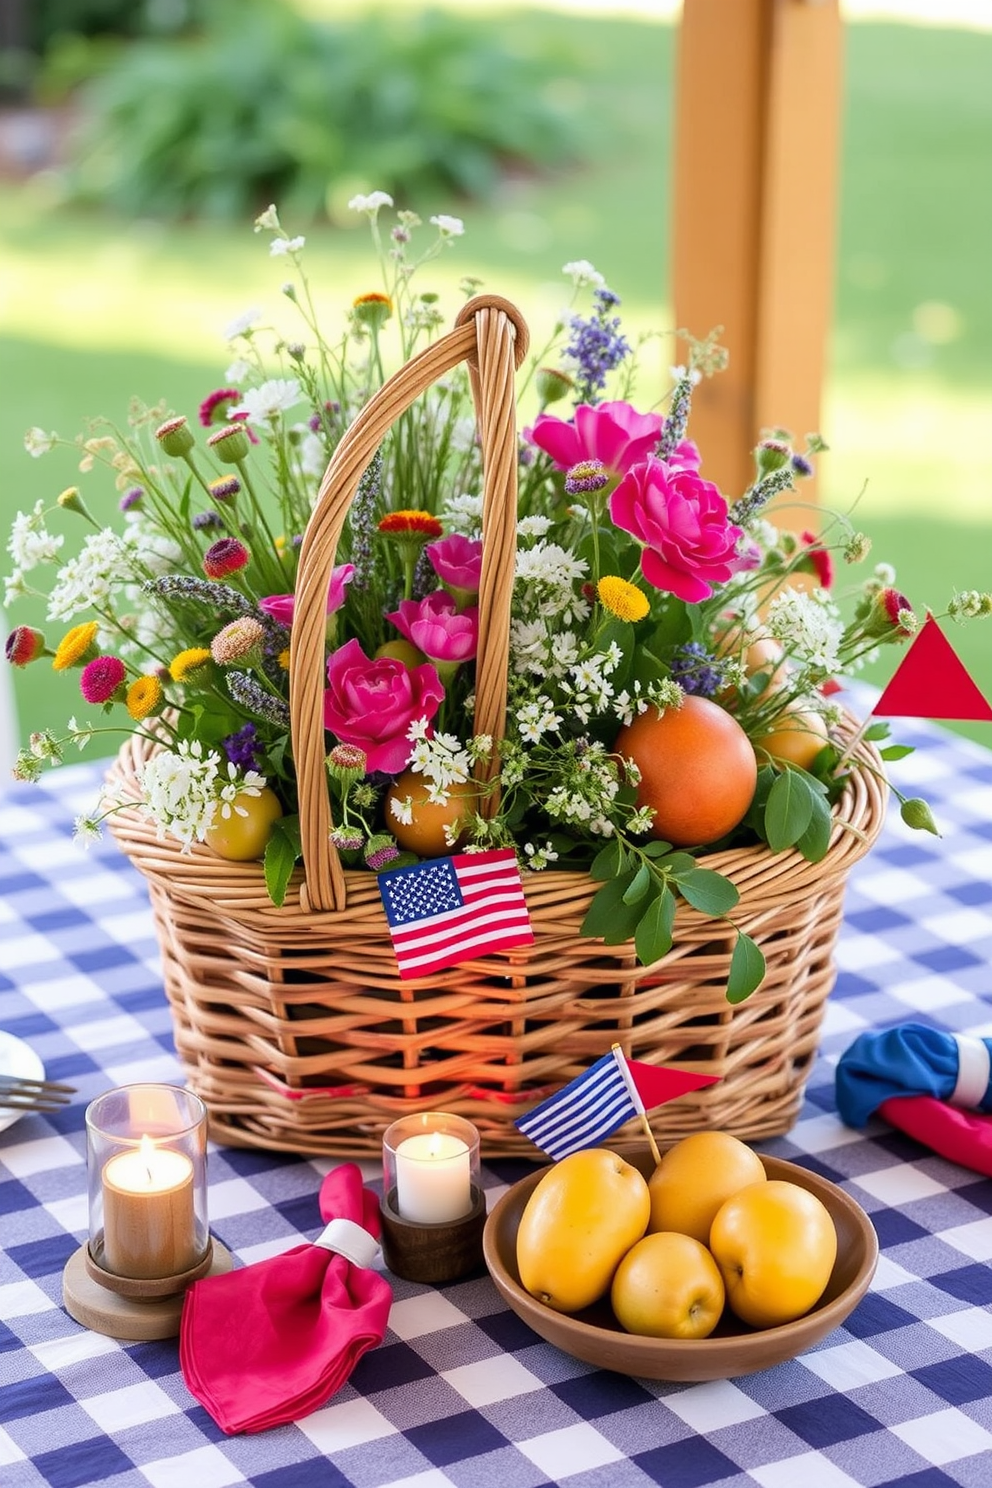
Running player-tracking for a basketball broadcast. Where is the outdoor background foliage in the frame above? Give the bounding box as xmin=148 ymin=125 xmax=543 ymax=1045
xmin=2 ymin=2 xmax=990 ymax=752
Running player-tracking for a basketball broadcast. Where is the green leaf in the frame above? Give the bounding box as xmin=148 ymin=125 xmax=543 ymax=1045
xmin=634 ymin=886 xmax=676 ymax=966
xmin=764 ymin=770 xmax=815 ymax=852
xmin=263 ymin=818 xmax=302 ymax=907
xmin=795 ymin=791 xmax=833 ymax=862
xmin=580 ymin=870 xmax=639 ymax=942
xmin=642 ymin=839 xmax=675 ymax=858
xmin=622 ymin=863 xmax=652 ymax=905
xmin=658 ymin=850 xmax=698 ymax=876
xmin=672 ymin=866 xmax=740 ymax=916
xmin=726 ymin=932 xmax=766 ymax=1004
xmin=863 ymin=721 xmax=891 ymax=741
xmin=590 ymin=838 xmax=623 ymax=882
xmin=880 ymin=744 xmax=915 ymax=761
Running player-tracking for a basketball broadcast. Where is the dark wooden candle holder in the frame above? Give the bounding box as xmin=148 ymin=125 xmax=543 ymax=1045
xmin=379 ymin=1186 xmax=487 ymax=1285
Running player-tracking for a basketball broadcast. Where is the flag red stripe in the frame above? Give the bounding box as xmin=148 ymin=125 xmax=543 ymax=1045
xmin=395 ymin=917 xmax=534 ymax=970
xmin=391 ymin=890 xmax=531 ymax=946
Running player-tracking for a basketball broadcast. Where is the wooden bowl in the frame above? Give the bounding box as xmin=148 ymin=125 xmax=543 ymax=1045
xmin=482 ymin=1151 xmax=878 ymax=1381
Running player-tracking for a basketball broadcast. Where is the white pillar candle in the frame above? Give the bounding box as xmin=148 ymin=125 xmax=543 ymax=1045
xmin=102 ymin=1135 xmax=198 ymax=1279
xmin=394 ymin=1130 xmax=472 ymax=1224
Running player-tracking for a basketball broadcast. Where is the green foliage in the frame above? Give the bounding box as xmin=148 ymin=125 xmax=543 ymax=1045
xmin=60 ymin=0 xmax=593 ymax=219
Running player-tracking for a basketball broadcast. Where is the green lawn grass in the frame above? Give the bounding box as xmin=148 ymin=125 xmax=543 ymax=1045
xmin=3 ymin=11 xmax=991 ymax=758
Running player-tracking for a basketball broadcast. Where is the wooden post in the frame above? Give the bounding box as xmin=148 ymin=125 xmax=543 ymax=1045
xmin=671 ymin=0 xmax=844 ymax=511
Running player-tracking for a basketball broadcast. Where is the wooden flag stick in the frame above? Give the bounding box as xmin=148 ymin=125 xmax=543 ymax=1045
xmin=611 ymin=1043 xmax=661 ymax=1165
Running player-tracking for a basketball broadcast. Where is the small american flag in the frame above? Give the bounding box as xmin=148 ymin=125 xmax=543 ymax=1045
xmin=378 ymin=848 xmax=534 ymax=979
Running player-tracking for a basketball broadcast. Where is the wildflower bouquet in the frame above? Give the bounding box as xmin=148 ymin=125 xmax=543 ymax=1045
xmin=6 ymin=197 xmax=983 ymax=1008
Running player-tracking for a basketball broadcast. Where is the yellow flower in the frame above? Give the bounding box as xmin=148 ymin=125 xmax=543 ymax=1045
xmin=277 ymin=647 xmax=291 ymax=670
xmin=597 ymin=575 xmax=649 ymax=623
xmin=52 ymin=621 xmax=99 ymax=671
xmin=126 ymin=675 xmax=163 ymax=721
xmin=169 ymin=647 xmax=212 ymax=683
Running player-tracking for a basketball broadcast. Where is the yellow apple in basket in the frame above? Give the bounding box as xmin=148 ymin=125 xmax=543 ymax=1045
xmin=709 ymin=1178 xmax=837 ymax=1328
xmin=516 ymin=1148 xmax=650 ymax=1313
xmin=648 ymin=1130 xmax=766 ymax=1244
xmin=611 ymin=1231 xmax=726 ymax=1340
xmin=205 ymin=786 xmax=283 ymax=861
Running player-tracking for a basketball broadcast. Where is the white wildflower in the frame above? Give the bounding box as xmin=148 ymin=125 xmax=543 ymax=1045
xmin=138 ymin=741 xmax=225 ymax=850
xmin=389 ymin=794 xmax=414 ymax=828
xmin=524 ymin=841 xmax=560 ymax=871
xmin=406 ymin=729 xmax=472 ymax=788
xmin=517 ymin=515 xmax=553 ymax=539
xmin=562 ymin=259 xmax=605 ymax=288
xmin=67 ymin=717 xmax=93 ymax=751
xmin=224 ymin=358 xmax=253 ymax=384
xmin=873 ymin=562 xmax=896 ymax=587
xmin=627 ymin=806 xmax=656 ymax=835
xmin=47 ymin=529 xmax=130 ymax=622
xmin=3 ymin=568 xmax=27 ymax=606
xmin=7 ymin=501 xmax=63 ymax=571
xmin=214 ymin=763 xmax=266 ymax=820
xmin=254 ymin=204 xmax=280 ymax=232
xmin=73 ymin=816 xmax=103 ymax=848
xmin=766 ymin=586 xmax=844 ymax=674
xmin=24 ymin=427 xmax=57 ymax=458
xmin=431 ymin=214 xmax=465 ymax=238
xmin=230 ymin=378 xmax=301 ymax=422
xmin=223 ymin=306 xmax=263 ymax=341
xmin=349 ymin=191 xmax=393 ymax=215
xmin=516 ymin=698 xmax=562 ymax=744
xmin=270 ymin=236 xmax=306 ymax=257
xmin=441 ymin=492 xmax=484 ymax=538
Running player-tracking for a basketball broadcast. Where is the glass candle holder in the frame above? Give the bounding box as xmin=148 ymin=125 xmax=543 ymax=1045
xmin=85 ymin=1084 xmax=209 ymax=1288
xmin=382 ymin=1112 xmax=480 ymax=1224
xmin=380 ymin=1113 xmax=485 ymax=1284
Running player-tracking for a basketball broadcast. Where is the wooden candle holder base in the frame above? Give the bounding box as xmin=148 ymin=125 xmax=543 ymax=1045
xmin=62 ymin=1239 xmax=233 ymax=1340
xmin=379 ymin=1186 xmax=487 ymax=1285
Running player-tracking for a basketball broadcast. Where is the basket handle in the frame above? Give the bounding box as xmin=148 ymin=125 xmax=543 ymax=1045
xmin=290 ymin=294 xmax=530 ymax=913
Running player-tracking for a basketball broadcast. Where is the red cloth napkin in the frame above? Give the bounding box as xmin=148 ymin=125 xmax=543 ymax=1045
xmin=879 ymin=1094 xmax=992 ymax=1178
xmin=179 ymin=1162 xmax=392 ymax=1434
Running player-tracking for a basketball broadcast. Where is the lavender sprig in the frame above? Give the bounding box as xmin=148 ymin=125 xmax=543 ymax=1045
xmin=656 ymin=371 xmax=694 ymax=461
xmin=729 ymin=466 xmax=797 ymax=527
xmin=225 ymin=671 xmax=291 ymax=728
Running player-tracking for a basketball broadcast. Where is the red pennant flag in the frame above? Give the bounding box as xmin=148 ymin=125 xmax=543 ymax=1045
xmin=626 ymin=1058 xmax=719 ymax=1110
xmin=871 ymin=615 xmax=992 ymax=723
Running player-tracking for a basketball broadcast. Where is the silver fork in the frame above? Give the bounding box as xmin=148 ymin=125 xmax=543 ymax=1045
xmin=0 ymin=1074 xmax=77 ymax=1112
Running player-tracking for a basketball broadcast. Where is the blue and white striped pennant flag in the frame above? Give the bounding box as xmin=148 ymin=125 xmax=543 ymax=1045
xmin=514 ymin=1048 xmax=641 ymax=1160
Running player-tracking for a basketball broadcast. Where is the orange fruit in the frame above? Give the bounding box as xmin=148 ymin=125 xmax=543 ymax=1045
xmin=516 ymin=1148 xmax=651 ymax=1313
xmin=709 ymin=1179 xmax=838 ymax=1328
xmin=384 ymin=769 xmax=479 ymax=857
xmin=205 ymin=787 xmax=283 ymax=861
xmin=611 ymin=1230 xmax=726 ymax=1339
xmin=614 ymin=695 xmax=757 ymax=845
xmin=647 ymin=1130 xmax=767 ymax=1245
xmin=755 ymin=705 xmax=830 ymax=769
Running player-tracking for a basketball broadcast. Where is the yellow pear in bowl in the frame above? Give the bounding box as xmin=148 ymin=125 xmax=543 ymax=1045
xmin=515 ymin=1147 xmax=651 ymax=1314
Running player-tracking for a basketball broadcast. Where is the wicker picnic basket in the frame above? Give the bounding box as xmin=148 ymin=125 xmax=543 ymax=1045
xmin=106 ymin=294 xmax=887 ymax=1159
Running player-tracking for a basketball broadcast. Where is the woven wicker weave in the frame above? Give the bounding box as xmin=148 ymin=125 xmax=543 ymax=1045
xmin=106 ymin=296 xmax=887 ymax=1158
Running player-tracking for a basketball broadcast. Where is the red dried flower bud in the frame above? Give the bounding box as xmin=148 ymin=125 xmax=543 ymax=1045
xmin=203 ymin=538 xmax=250 ymax=579
xmin=5 ymin=626 xmax=47 ymax=667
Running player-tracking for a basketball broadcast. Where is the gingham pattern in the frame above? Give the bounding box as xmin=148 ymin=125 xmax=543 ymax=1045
xmin=3 ymin=708 xmax=992 ymax=1488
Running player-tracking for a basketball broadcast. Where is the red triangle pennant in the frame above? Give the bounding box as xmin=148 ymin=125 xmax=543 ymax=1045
xmin=871 ymin=614 xmax=992 ymax=723
xmin=626 ymin=1058 xmax=719 ymax=1111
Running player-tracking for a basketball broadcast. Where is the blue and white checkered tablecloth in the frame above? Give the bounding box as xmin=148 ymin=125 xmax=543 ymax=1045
xmin=3 ymin=710 xmax=992 ymax=1488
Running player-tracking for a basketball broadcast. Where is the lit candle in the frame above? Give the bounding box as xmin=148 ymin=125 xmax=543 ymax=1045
xmin=394 ymin=1130 xmax=472 ymax=1224
xmin=101 ymin=1135 xmax=198 ymax=1279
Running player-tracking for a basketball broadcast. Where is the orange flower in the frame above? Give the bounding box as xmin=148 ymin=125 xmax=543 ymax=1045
xmin=377 ymin=510 xmax=443 ymax=539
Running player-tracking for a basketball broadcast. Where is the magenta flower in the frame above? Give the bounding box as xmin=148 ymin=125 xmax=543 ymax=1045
xmin=526 ymin=399 xmax=700 ymax=478
xmin=198 ymin=388 xmax=241 ymax=427
xmin=258 ymin=564 xmax=355 ymax=628
xmin=80 ymin=655 xmax=127 ymax=705
xmin=387 ymin=591 xmax=479 ymax=665
xmin=323 ymin=638 xmax=444 ymax=774
xmin=203 ymin=538 xmax=250 ymax=579
xmin=609 ymin=457 xmax=744 ymax=604
xmin=426 ymin=534 xmax=483 ymax=596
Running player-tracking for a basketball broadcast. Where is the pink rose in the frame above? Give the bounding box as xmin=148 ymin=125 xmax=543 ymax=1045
xmin=525 ymin=400 xmax=700 ymax=477
xmin=258 ymin=563 xmax=355 ymax=628
xmin=425 ymin=534 xmax=483 ymax=596
xmin=323 ymin=638 xmax=444 ymax=774
xmin=387 ymin=591 xmax=479 ymax=664
xmin=609 ymin=457 xmax=744 ymax=603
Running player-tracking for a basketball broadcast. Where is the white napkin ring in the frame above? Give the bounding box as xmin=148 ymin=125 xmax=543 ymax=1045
xmin=314 ymin=1217 xmax=380 ymax=1269
xmin=951 ymin=1033 xmax=992 ymax=1109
